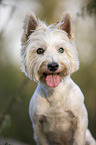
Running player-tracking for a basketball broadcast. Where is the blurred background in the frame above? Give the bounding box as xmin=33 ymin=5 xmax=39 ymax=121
xmin=0 ymin=0 xmax=96 ymax=144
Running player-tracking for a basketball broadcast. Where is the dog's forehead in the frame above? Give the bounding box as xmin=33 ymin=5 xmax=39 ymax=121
xmin=29 ymin=27 xmax=70 ymax=45
xmin=47 ymin=28 xmax=69 ymax=43
xmin=31 ymin=27 xmax=69 ymax=41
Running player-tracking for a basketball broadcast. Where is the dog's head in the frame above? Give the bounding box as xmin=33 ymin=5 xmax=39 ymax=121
xmin=21 ymin=12 xmax=79 ymax=87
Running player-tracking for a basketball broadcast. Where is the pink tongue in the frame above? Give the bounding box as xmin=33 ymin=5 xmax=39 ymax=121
xmin=46 ymin=75 xmax=60 ymax=87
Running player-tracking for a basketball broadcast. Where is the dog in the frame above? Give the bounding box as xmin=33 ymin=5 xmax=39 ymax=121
xmin=20 ymin=12 xmax=96 ymax=145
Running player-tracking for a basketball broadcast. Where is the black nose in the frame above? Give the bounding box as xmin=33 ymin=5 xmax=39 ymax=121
xmin=48 ymin=62 xmax=59 ymax=71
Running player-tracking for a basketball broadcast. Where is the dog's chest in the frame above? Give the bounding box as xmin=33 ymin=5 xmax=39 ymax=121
xmin=39 ymin=105 xmax=77 ymax=145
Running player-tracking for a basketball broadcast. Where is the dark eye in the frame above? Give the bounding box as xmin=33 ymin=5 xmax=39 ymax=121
xmin=58 ymin=47 xmax=64 ymax=53
xmin=37 ymin=48 xmax=45 ymax=54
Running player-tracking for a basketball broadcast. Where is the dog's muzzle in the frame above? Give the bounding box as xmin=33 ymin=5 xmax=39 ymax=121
xmin=41 ymin=62 xmax=60 ymax=88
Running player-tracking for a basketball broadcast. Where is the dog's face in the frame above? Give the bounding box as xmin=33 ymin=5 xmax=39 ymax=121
xmin=21 ymin=12 xmax=79 ymax=87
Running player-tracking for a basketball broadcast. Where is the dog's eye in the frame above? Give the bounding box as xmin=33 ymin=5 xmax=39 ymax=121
xmin=58 ymin=47 xmax=64 ymax=53
xmin=37 ymin=48 xmax=45 ymax=54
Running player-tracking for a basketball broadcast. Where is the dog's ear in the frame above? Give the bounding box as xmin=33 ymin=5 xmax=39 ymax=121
xmin=57 ymin=12 xmax=74 ymax=41
xmin=22 ymin=13 xmax=37 ymax=42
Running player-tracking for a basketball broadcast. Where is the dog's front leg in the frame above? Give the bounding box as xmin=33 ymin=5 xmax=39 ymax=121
xmin=74 ymin=118 xmax=86 ymax=145
xmin=73 ymin=105 xmax=88 ymax=145
xmin=33 ymin=123 xmax=48 ymax=145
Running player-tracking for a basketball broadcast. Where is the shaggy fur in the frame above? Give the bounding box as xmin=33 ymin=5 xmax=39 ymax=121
xmin=21 ymin=12 xmax=96 ymax=145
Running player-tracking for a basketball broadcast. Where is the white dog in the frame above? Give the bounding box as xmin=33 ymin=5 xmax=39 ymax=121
xmin=21 ymin=12 xmax=96 ymax=145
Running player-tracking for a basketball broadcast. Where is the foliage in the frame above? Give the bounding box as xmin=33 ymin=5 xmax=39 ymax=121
xmin=5 ymin=143 xmax=12 ymax=145
xmin=77 ymin=0 xmax=96 ymax=19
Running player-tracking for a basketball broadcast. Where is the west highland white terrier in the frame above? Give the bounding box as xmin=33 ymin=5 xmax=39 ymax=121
xmin=21 ymin=12 xmax=96 ymax=145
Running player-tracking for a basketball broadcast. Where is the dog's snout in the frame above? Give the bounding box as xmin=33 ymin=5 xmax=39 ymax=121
xmin=48 ymin=62 xmax=59 ymax=71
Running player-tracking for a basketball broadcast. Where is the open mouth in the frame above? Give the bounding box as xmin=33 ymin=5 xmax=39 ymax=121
xmin=43 ymin=72 xmax=60 ymax=87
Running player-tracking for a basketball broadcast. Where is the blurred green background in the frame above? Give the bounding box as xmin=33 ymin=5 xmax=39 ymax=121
xmin=0 ymin=0 xmax=96 ymax=144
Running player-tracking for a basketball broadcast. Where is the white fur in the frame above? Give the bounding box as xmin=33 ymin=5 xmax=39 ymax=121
xmin=21 ymin=26 xmax=79 ymax=81
xmin=29 ymin=76 xmax=96 ymax=145
xmin=21 ymin=13 xmax=96 ymax=145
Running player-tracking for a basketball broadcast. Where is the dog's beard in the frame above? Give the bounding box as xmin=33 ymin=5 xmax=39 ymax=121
xmin=38 ymin=61 xmax=69 ymax=88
